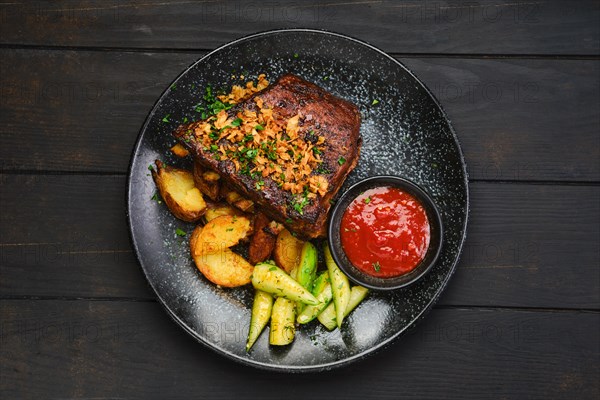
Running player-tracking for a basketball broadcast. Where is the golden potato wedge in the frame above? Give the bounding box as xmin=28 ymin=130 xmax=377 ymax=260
xmin=222 ymin=187 xmax=243 ymax=204
xmin=222 ymin=186 xmax=254 ymax=212
xmin=248 ymin=213 xmax=277 ymax=264
xmin=235 ymin=198 xmax=254 ymax=213
xmin=151 ymin=160 xmax=206 ymax=222
xmin=273 ymin=228 xmax=305 ymax=273
xmin=190 ymin=226 xmax=253 ymax=287
xmin=193 ymin=161 xmax=220 ymax=201
xmin=193 ymin=215 xmax=251 ymax=256
xmin=170 ymin=143 xmax=190 ymax=158
xmin=204 ymin=203 xmax=245 ymax=223
xmin=202 ymin=170 xmax=221 ymax=182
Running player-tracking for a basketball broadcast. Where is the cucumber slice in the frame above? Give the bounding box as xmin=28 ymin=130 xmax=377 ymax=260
xmin=252 ymin=263 xmax=319 ymax=305
xmin=324 ymin=244 xmax=351 ymax=328
xmin=270 ymin=297 xmax=295 ymax=345
xmin=246 ymin=290 xmax=273 ymax=351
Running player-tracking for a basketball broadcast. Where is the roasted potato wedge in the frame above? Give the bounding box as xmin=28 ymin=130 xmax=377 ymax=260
xmin=202 ymin=170 xmax=220 ymax=182
xmin=273 ymin=228 xmax=305 ymax=273
xmin=235 ymin=199 xmax=254 ymax=213
xmin=222 ymin=186 xmax=254 ymax=212
xmin=204 ymin=203 xmax=245 ymax=223
xmin=193 ymin=161 xmax=220 ymax=201
xmin=151 ymin=160 xmax=206 ymax=222
xmin=248 ymin=213 xmax=277 ymax=264
xmin=170 ymin=143 xmax=190 ymax=158
xmin=190 ymin=225 xmax=253 ymax=287
xmin=193 ymin=215 xmax=251 ymax=256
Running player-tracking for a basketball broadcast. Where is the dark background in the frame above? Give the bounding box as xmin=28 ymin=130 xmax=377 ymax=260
xmin=1 ymin=1 xmax=598 ymax=399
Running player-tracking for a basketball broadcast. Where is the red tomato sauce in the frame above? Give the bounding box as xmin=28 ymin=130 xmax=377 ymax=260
xmin=340 ymin=186 xmax=430 ymax=278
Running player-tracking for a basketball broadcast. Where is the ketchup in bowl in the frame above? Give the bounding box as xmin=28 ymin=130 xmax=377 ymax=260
xmin=340 ymin=186 xmax=431 ymax=278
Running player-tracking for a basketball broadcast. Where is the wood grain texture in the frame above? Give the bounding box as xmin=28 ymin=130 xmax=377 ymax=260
xmin=1 ymin=300 xmax=598 ymax=399
xmin=1 ymin=1 xmax=599 ymax=398
xmin=0 ymin=0 xmax=598 ymax=55
xmin=0 ymin=174 xmax=152 ymax=299
xmin=1 ymin=49 xmax=599 ymax=180
xmin=1 ymin=175 xmax=598 ymax=309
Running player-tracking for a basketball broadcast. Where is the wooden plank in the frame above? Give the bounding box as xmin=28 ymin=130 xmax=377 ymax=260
xmin=1 ymin=175 xmax=598 ymax=309
xmin=1 ymin=49 xmax=599 ymax=181
xmin=1 ymin=300 xmax=598 ymax=399
xmin=0 ymin=0 xmax=598 ymax=55
xmin=0 ymin=49 xmax=193 ymax=173
xmin=442 ymin=182 xmax=600 ymax=309
xmin=0 ymin=174 xmax=153 ymax=299
xmin=401 ymin=57 xmax=600 ymax=182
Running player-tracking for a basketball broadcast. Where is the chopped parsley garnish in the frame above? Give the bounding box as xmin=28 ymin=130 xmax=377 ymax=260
xmin=182 ymin=117 xmax=188 ymax=123
xmin=255 ymin=180 xmax=264 ymax=190
xmin=312 ymin=147 xmax=322 ymax=155
xmin=209 ymin=131 xmax=220 ymax=140
xmin=285 ymin=218 xmax=292 ymax=224
xmin=148 ymin=164 xmax=154 ymax=171
xmin=209 ymin=100 xmax=233 ymax=114
xmin=161 ymin=114 xmax=170 ymax=123
xmin=199 ymin=85 xmax=233 ymax=116
xmin=175 ymin=228 xmax=186 ymax=237
xmin=372 ymin=99 xmax=379 ymax=105
xmin=269 ymin=266 xmax=277 ymax=271
xmin=373 ymin=261 xmax=381 ymax=272
xmin=338 ymin=156 xmax=346 ymax=165
xmin=226 ymin=228 xmax=233 ymax=232
xmin=291 ymin=194 xmax=310 ymax=215
xmin=231 ymin=118 xmax=243 ymax=127
xmin=170 ymin=84 xmax=177 ymax=90
xmin=151 ymin=193 xmax=162 ymax=204
xmin=243 ymin=148 xmax=258 ymax=160
xmin=316 ymin=165 xmax=330 ymax=175
xmin=293 ymin=53 xmax=299 ymax=58
xmin=255 ymin=124 xmax=265 ymax=131
xmin=364 ymin=196 xmax=371 ymax=204
xmin=265 ymin=144 xmax=277 ymax=161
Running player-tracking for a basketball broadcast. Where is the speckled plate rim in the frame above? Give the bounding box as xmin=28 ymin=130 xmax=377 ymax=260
xmin=126 ymin=28 xmax=470 ymax=372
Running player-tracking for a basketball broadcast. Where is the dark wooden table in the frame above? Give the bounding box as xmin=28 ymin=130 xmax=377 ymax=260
xmin=1 ymin=1 xmax=599 ymax=398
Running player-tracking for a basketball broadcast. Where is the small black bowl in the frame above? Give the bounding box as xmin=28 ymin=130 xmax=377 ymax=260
xmin=328 ymin=176 xmax=443 ymax=291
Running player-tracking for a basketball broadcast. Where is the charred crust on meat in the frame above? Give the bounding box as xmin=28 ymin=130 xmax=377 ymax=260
xmin=174 ymin=74 xmax=361 ymax=239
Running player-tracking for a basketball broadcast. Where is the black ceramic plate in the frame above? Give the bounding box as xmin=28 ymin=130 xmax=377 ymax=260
xmin=127 ymin=29 xmax=469 ymax=372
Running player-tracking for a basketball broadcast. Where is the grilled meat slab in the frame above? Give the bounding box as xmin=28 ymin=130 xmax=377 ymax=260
xmin=175 ymin=74 xmax=361 ymax=238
